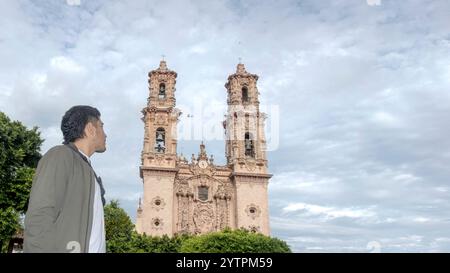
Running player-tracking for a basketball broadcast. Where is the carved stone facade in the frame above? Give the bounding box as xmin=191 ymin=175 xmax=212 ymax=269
xmin=135 ymin=61 xmax=272 ymax=237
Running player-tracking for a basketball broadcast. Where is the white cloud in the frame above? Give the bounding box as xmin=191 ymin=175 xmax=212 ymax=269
xmin=50 ymin=56 xmax=85 ymax=74
xmin=435 ymin=187 xmax=449 ymax=193
xmin=1 ymin=0 xmax=450 ymax=252
xmin=372 ymin=111 xmax=402 ymax=128
xmin=31 ymin=73 xmax=47 ymax=91
xmin=66 ymin=0 xmax=81 ymax=6
xmin=282 ymin=202 xmax=376 ymax=219
xmin=413 ymin=217 xmax=431 ymax=223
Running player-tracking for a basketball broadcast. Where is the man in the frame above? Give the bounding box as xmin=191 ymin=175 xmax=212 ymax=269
xmin=24 ymin=105 xmax=107 ymax=253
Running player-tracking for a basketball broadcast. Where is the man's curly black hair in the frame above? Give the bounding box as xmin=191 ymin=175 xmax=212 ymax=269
xmin=61 ymin=105 xmax=101 ymax=144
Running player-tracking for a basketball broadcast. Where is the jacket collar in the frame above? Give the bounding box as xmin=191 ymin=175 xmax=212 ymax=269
xmin=67 ymin=142 xmax=90 ymax=163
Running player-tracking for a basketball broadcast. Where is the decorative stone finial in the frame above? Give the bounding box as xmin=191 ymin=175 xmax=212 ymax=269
xmin=236 ymin=63 xmax=246 ymax=74
xmin=137 ymin=198 xmax=142 ymax=213
xmin=197 ymin=141 xmax=209 ymax=161
xmin=159 ymin=60 xmax=168 ymax=71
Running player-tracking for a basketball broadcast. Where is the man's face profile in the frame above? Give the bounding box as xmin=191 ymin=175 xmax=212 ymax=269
xmin=85 ymin=118 xmax=107 ymax=153
xmin=94 ymin=119 xmax=107 ymax=153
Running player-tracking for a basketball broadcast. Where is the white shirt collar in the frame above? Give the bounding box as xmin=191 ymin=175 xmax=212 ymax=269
xmin=78 ymin=149 xmax=91 ymax=164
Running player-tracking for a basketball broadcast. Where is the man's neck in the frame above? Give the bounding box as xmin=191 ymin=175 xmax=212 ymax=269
xmin=73 ymin=141 xmax=94 ymax=158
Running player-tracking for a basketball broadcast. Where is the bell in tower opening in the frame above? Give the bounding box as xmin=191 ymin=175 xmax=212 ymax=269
xmin=159 ymin=83 xmax=166 ymax=99
xmin=154 ymin=128 xmax=166 ymax=153
xmin=244 ymin=132 xmax=255 ymax=157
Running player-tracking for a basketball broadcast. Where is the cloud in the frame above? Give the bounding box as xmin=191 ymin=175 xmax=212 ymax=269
xmin=371 ymin=111 xmax=402 ymax=128
xmin=282 ymin=202 xmax=376 ymax=220
xmin=50 ymin=56 xmax=85 ymax=74
xmin=1 ymin=0 xmax=450 ymax=252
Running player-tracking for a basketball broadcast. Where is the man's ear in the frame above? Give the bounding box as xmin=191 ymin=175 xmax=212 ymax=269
xmin=85 ymin=122 xmax=96 ymax=138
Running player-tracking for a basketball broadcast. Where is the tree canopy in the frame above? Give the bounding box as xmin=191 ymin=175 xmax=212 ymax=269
xmin=0 ymin=112 xmax=43 ymax=252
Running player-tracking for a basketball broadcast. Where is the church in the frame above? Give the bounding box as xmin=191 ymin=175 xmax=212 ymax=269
xmin=135 ymin=60 xmax=272 ymax=236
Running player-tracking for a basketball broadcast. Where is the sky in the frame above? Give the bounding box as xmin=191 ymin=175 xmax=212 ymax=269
xmin=1 ymin=0 xmax=450 ymax=252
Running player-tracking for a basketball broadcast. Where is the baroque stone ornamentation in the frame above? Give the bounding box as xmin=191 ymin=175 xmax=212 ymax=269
xmin=136 ymin=61 xmax=272 ymax=237
xmin=245 ymin=158 xmax=257 ymax=172
xmin=193 ymin=203 xmax=215 ymax=234
xmin=177 ymin=192 xmax=192 ymax=234
xmin=151 ymin=196 xmax=165 ymax=211
xmin=246 ymin=204 xmax=261 ymax=220
xmin=151 ymin=217 xmax=163 ymax=230
xmin=248 ymin=225 xmax=260 ymax=233
xmin=155 ymin=114 xmax=168 ymax=126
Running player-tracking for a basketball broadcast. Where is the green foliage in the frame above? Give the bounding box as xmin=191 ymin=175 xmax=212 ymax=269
xmin=125 ymin=233 xmax=188 ymax=253
xmin=0 ymin=208 xmax=20 ymax=252
xmin=104 ymin=200 xmax=135 ymax=253
xmin=105 ymin=199 xmax=190 ymax=253
xmin=0 ymin=112 xmax=43 ymax=252
xmin=179 ymin=228 xmax=291 ymax=253
xmin=104 ymin=200 xmax=134 ymax=240
xmin=107 ymin=228 xmax=291 ymax=253
xmin=105 ymin=210 xmax=291 ymax=253
xmin=105 ymin=201 xmax=291 ymax=253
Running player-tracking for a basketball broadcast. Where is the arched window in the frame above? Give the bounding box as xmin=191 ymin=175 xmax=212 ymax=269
xmin=155 ymin=128 xmax=166 ymax=153
xmin=242 ymin=87 xmax=249 ymax=103
xmin=244 ymin=132 xmax=255 ymax=158
xmin=159 ymin=83 xmax=166 ymax=99
xmin=198 ymin=186 xmax=208 ymax=201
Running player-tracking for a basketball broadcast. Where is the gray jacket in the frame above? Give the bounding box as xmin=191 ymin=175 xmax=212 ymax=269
xmin=24 ymin=143 xmax=104 ymax=253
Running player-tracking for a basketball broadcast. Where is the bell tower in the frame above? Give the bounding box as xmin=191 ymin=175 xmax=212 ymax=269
xmin=223 ymin=63 xmax=272 ymax=235
xmin=136 ymin=60 xmax=181 ymax=236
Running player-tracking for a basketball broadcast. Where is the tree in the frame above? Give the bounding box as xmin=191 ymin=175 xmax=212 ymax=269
xmin=179 ymin=228 xmax=291 ymax=253
xmin=127 ymin=233 xmax=190 ymax=253
xmin=104 ymin=200 xmax=188 ymax=253
xmin=0 ymin=112 xmax=43 ymax=252
xmin=104 ymin=200 xmax=135 ymax=253
xmin=0 ymin=208 xmax=20 ymax=252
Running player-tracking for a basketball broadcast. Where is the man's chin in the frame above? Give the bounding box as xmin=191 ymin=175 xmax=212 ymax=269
xmin=96 ymin=147 xmax=107 ymax=153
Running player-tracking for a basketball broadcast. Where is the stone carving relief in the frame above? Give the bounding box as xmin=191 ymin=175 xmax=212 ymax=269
xmin=155 ymin=114 xmax=168 ymax=126
xmin=214 ymin=182 xmax=233 ymax=230
xmin=151 ymin=196 xmax=165 ymax=211
xmin=178 ymin=195 xmax=191 ymax=233
xmin=147 ymin=153 xmax=167 ymax=166
xmin=175 ymin=180 xmax=193 ymax=197
xmin=174 ymin=173 xmax=235 ymax=234
xmin=245 ymin=158 xmax=257 ymax=172
xmin=151 ymin=217 xmax=163 ymax=230
xmin=175 ymin=180 xmax=194 ymax=234
xmin=246 ymin=204 xmax=261 ymax=220
xmin=248 ymin=225 xmax=260 ymax=233
xmin=214 ymin=183 xmax=230 ymax=199
xmin=193 ymin=203 xmax=215 ymax=234
xmin=215 ymin=198 xmax=228 ymax=230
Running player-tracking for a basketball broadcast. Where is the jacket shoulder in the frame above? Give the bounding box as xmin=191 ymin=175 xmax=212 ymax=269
xmin=42 ymin=145 xmax=75 ymax=161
